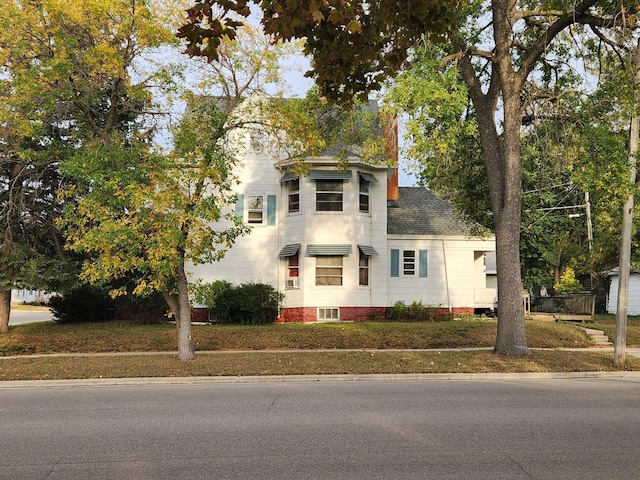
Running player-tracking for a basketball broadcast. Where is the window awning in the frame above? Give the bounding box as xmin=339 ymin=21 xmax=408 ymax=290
xmin=359 ymin=172 xmax=378 ymax=183
xmin=280 ymin=172 xmax=295 ymax=182
xmin=308 ymin=170 xmax=353 ymax=181
xmin=358 ymin=245 xmax=379 ymax=256
xmin=306 ymin=244 xmax=352 ymax=256
xmin=278 ymin=244 xmax=300 ymax=258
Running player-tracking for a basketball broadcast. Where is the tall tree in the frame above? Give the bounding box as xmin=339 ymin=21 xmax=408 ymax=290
xmin=0 ymin=145 xmax=71 ymax=333
xmin=0 ymin=0 xmax=179 ymax=331
xmin=60 ymin=101 xmax=248 ymax=361
xmin=62 ymin=25 xmax=297 ymax=360
xmin=179 ymin=0 xmax=639 ymax=355
xmin=385 ymin=49 xmax=590 ymax=292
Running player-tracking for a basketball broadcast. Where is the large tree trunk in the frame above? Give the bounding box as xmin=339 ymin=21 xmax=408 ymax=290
xmin=162 ymin=262 xmax=195 ymax=361
xmin=481 ymin=122 xmax=528 ymax=356
xmin=492 ymin=66 xmax=529 ymax=356
xmin=0 ymin=285 xmax=10 ymax=333
xmin=492 ymin=162 xmax=528 ymax=355
xmin=175 ymin=262 xmax=195 ymax=361
xmin=459 ymin=52 xmax=529 ymax=356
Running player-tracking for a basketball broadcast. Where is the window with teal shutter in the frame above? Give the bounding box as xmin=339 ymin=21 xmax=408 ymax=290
xmin=235 ymin=194 xmax=244 ymax=219
xmin=419 ymin=250 xmax=428 ymax=277
xmin=267 ymin=195 xmax=276 ymax=225
xmin=390 ymin=249 xmax=399 ymax=277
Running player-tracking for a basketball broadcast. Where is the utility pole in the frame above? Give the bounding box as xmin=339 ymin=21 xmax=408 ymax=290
xmin=615 ymin=40 xmax=640 ymax=367
xmin=585 ymin=191 xmax=593 ymax=253
xmin=584 ymin=191 xmax=594 ymax=291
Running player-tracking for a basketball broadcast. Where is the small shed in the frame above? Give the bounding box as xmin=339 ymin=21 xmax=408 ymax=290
xmin=606 ymin=269 xmax=640 ymax=316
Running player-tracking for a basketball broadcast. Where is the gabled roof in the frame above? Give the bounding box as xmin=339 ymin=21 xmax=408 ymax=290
xmin=387 ymin=187 xmax=473 ymax=236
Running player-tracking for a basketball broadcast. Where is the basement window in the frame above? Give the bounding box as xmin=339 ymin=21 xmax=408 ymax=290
xmin=317 ymin=308 xmax=339 ymax=320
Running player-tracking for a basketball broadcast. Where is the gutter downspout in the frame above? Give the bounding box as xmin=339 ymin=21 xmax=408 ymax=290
xmin=442 ymin=239 xmax=452 ymax=313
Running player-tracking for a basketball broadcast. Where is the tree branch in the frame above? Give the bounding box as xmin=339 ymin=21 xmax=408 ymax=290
xmin=514 ymin=10 xmax=565 ymax=21
xmin=519 ymin=0 xmax=601 ymax=85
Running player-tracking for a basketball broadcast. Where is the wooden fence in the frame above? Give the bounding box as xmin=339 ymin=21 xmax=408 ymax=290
xmin=532 ymin=293 xmax=595 ymax=318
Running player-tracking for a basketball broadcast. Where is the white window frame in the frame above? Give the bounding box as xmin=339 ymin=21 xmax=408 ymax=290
xmin=316 ymin=180 xmax=343 ymax=212
xmin=359 ymin=249 xmax=370 ymax=286
xmin=402 ymin=250 xmax=416 ymax=277
xmin=359 ymin=176 xmax=370 ymax=213
xmin=288 ymin=178 xmax=300 ymax=213
xmin=247 ymin=195 xmax=265 ymax=224
xmin=317 ymin=307 xmax=340 ymax=320
xmin=315 ymin=256 xmax=343 ymax=286
xmin=250 ymin=129 xmax=267 ymax=152
xmin=286 ymin=252 xmax=300 ymax=289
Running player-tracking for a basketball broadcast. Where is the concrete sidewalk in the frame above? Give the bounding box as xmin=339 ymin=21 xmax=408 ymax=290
xmin=558 ymin=347 xmax=640 ymax=358
xmin=2 ymin=369 xmax=640 ymax=389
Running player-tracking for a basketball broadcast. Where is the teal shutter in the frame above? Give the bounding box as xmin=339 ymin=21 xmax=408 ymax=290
xmin=267 ymin=195 xmax=276 ymax=226
xmin=419 ymin=250 xmax=428 ymax=277
xmin=390 ymin=249 xmax=399 ymax=277
xmin=235 ymin=194 xmax=244 ymax=219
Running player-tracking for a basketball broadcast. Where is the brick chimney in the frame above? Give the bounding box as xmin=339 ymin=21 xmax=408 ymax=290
xmin=382 ymin=114 xmax=399 ymax=206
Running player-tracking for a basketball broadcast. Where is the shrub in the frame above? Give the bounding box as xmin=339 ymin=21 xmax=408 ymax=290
xmin=113 ymin=291 xmax=168 ymax=324
xmin=213 ymin=282 xmax=284 ymax=325
xmin=49 ymin=284 xmax=115 ymax=323
xmin=389 ymin=301 xmax=407 ymax=321
xmin=387 ymin=300 xmax=452 ymax=322
xmin=554 ymin=267 xmax=584 ymax=295
xmin=190 ymin=280 xmax=233 ymax=320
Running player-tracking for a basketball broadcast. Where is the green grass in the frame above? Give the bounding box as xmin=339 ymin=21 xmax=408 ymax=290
xmin=589 ymin=315 xmax=640 ymax=346
xmin=1 ymin=350 xmax=637 ymax=381
xmin=9 ymin=304 xmax=50 ymax=311
xmin=1 ymin=318 xmax=594 ymax=355
xmin=0 ymin=318 xmax=638 ymax=381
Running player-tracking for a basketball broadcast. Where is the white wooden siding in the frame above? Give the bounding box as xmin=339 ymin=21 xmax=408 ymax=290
xmin=387 ymin=237 xmax=496 ymax=310
xmin=186 ymin=96 xmax=497 ymax=315
xmin=607 ymin=274 xmax=640 ymax=315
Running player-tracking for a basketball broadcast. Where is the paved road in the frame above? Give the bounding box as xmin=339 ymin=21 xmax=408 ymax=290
xmin=1 ymin=378 xmax=640 ymax=479
xmin=8 ymin=309 xmax=53 ymax=325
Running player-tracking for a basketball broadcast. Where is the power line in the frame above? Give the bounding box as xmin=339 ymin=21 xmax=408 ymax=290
xmin=523 ymin=182 xmax=573 ymax=195
xmin=535 ymin=204 xmax=586 ymax=211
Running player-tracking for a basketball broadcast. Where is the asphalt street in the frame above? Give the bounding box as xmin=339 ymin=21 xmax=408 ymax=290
xmin=8 ymin=309 xmax=53 ymax=326
xmin=1 ymin=378 xmax=640 ymax=479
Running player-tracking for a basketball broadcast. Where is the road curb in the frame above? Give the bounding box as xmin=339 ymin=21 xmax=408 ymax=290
xmin=3 ymin=370 xmax=640 ymax=389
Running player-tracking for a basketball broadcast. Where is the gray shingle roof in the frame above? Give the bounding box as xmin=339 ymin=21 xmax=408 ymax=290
xmin=315 ymin=100 xmax=382 ymax=159
xmin=387 ymin=187 xmax=471 ymax=236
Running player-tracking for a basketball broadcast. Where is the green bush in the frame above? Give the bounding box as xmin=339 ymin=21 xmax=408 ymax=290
xmin=113 ymin=291 xmax=168 ymax=324
xmin=554 ymin=267 xmax=584 ymax=295
xmin=387 ymin=300 xmax=452 ymax=322
xmin=213 ymin=282 xmax=284 ymax=325
xmin=49 ymin=284 xmax=115 ymax=323
xmin=190 ymin=280 xmax=232 ymax=321
xmin=389 ymin=301 xmax=408 ymax=321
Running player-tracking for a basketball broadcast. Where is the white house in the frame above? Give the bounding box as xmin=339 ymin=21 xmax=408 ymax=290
xmin=607 ymin=270 xmax=640 ymax=316
xmin=188 ymin=98 xmax=496 ymax=322
xmin=11 ymin=289 xmax=54 ymax=304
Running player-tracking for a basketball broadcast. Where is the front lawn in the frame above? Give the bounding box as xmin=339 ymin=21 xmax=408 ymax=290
xmin=0 ymin=318 xmax=594 ymax=355
xmin=589 ymin=315 xmax=640 ymax=346
xmin=1 ymin=318 xmax=638 ymax=381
